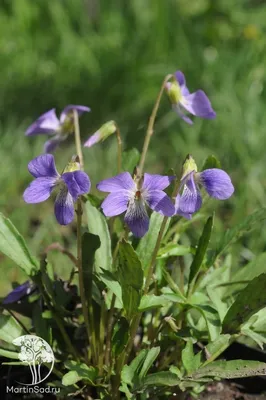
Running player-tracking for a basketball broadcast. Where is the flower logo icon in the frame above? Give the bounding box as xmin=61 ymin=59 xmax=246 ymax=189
xmin=12 ymin=335 xmax=54 ymax=385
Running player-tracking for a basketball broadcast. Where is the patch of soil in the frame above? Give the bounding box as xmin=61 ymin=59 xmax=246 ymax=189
xmin=197 ymin=382 xmax=266 ymax=400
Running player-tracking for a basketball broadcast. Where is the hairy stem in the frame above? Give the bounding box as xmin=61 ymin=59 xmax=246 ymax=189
xmin=73 ymin=110 xmax=84 ymax=170
xmin=138 ymin=74 xmax=172 ymax=176
xmin=114 ymin=180 xmax=180 ymax=389
xmin=76 ymin=199 xmax=97 ymax=363
xmin=98 ymin=298 xmax=106 ymax=375
xmin=105 ymin=293 xmax=116 ymax=369
xmin=44 ymin=242 xmax=78 ymax=267
xmin=115 ymin=124 xmax=122 ymax=173
xmin=105 ymin=231 xmax=127 ymax=376
xmin=74 ymin=110 xmax=97 ymax=363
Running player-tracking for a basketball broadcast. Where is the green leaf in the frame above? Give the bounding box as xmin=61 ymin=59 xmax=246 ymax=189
xmin=162 ymin=273 xmax=187 ymax=302
xmin=0 ymin=314 xmax=24 ymax=343
xmin=157 ymin=243 xmax=192 ymax=259
xmin=98 ymin=270 xmax=123 ymax=308
xmin=169 ymin=365 xmax=182 ymax=379
xmin=137 ymin=212 xmax=170 ymax=274
xmin=63 ymin=361 xmax=97 ymax=386
xmin=182 ymin=340 xmax=202 ymax=374
xmin=247 ymin=308 xmax=266 ymax=332
xmin=2 ymin=361 xmax=26 ymax=366
xmin=207 ymin=286 xmax=228 ymax=321
xmin=39 ymin=258 xmax=56 ymax=304
xmin=118 ymin=240 xmax=143 ymax=319
xmin=32 ymin=303 xmax=52 ymax=344
xmin=122 ymin=148 xmax=140 ymax=173
xmin=189 ymin=360 xmax=266 ymax=380
xmin=119 ymin=382 xmax=134 ymax=399
xmin=139 ymin=347 xmax=160 ymax=378
xmin=85 ymin=201 xmax=112 ymax=272
xmin=202 ymin=334 xmax=231 ymax=365
xmin=207 ymin=208 xmax=266 ymax=267
xmin=138 ymin=294 xmax=170 ymax=311
xmin=0 ymin=213 xmax=38 ymax=275
xmin=241 ymin=328 xmax=266 ymax=350
xmin=192 ymin=303 xmax=221 ymax=341
xmin=201 ymin=155 xmax=221 ymax=171
xmin=140 ymin=371 xmax=180 ymax=387
xmin=222 ymin=273 xmax=266 ymax=333
xmin=221 ymin=253 xmax=266 ymax=299
xmin=62 ymin=371 xmax=81 ymax=386
xmin=121 ymin=349 xmax=148 ymax=385
xmin=112 ymin=317 xmax=129 ymax=355
xmin=0 ymin=348 xmax=19 ymax=359
xmin=189 ymin=215 xmax=213 ymax=284
xmin=82 ymin=232 xmax=101 ymax=300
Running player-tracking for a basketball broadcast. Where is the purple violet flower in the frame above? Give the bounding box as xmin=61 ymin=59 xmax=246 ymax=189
xmin=23 ymin=154 xmax=91 ymax=225
xmin=25 ymin=105 xmax=91 ymax=153
xmin=3 ymin=281 xmax=36 ymax=304
xmin=165 ymin=71 xmax=216 ymax=124
xmin=97 ymin=172 xmax=175 ymax=237
xmin=176 ymin=168 xmax=234 ymax=217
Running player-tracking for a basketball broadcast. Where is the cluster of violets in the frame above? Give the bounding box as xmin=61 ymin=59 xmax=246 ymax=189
xmin=23 ymin=71 xmax=234 ymax=237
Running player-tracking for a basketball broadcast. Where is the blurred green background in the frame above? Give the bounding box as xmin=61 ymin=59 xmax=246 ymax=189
xmin=1 ymin=0 xmax=266 ymax=293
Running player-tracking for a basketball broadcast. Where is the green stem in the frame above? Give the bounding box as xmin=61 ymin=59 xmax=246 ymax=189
xmin=98 ymin=299 xmax=106 ymax=375
xmin=179 ymin=256 xmax=185 ymax=295
xmin=163 ymin=269 xmax=186 ymax=300
xmin=105 ymin=231 xmax=127 ymax=376
xmin=76 ymin=199 xmax=97 ymax=363
xmin=44 ymin=242 xmax=78 ymax=267
xmin=114 ymin=180 xmax=181 ymax=394
xmin=73 ymin=110 xmax=97 ymax=364
xmin=116 ymin=219 xmax=168 ymax=364
xmin=115 ymin=124 xmax=122 ymax=173
xmin=105 ymin=293 xmax=116 ymax=370
xmin=73 ymin=110 xmax=84 ymax=170
xmin=138 ymin=74 xmax=172 ymax=176
xmin=114 ymin=76 xmax=173 ymax=395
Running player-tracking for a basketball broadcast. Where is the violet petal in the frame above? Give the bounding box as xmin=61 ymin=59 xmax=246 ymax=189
xmin=173 ymin=104 xmax=193 ymax=125
xmin=174 ymin=71 xmax=190 ymax=96
xmin=23 ymin=177 xmax=57 ymax=203
xmin=142 ymin=174 xmax=175 ymax=191
xmin=3 ymin=281 xmax=35 ymax=304
xmin=175 ymin=194 xmax=192 ymax=219
xmin=62 ymin=171 xmax=91 ymax=201
xmin=124 ymin=198 xmax=149 ymax=238
xmin=181 ymin=90 xmax=216 ymax=119
xmin=199 ymin=168 xmax=234 ymax=200
xmin=60 ymin=105 xmax=91 ymax=123
xmin=44 ymin=137 xmax=62 ymax=153
xmin=54 ymin=188 xmax=74 ymax=225
xmin=84 ymin=131 xmax=101 ymax=148
xmin=97 ymin=172 xmax=135 ymax=193
xmin=179 ymin=173 xmax=202 ymax=213
xmin=28 ymin=154 xmax=59 ymax=178
xmin=145 ymin=190 xmax=175 ymax=216
xmin=26 ymin=109 xmax=60 ymax=136
xmin=101 ymin=191 xmax=130 ymax=217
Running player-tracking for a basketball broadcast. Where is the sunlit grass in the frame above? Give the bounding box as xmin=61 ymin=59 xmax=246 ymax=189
xmin=1 ymin=0 xmax=266 ymax=292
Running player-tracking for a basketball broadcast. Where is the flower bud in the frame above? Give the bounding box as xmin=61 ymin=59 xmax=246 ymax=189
xmin=164 ymin=316 xmax=179 ymax=332
xmin=182 ymin=154 xmax=198 ymax=179
xmin=84 ymin=120 xmax=117 ymax=148
xmin=63 ymin=155 xmax=81 ymax=173
xmin=165 ymin=80 xmax=182 ymax=105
